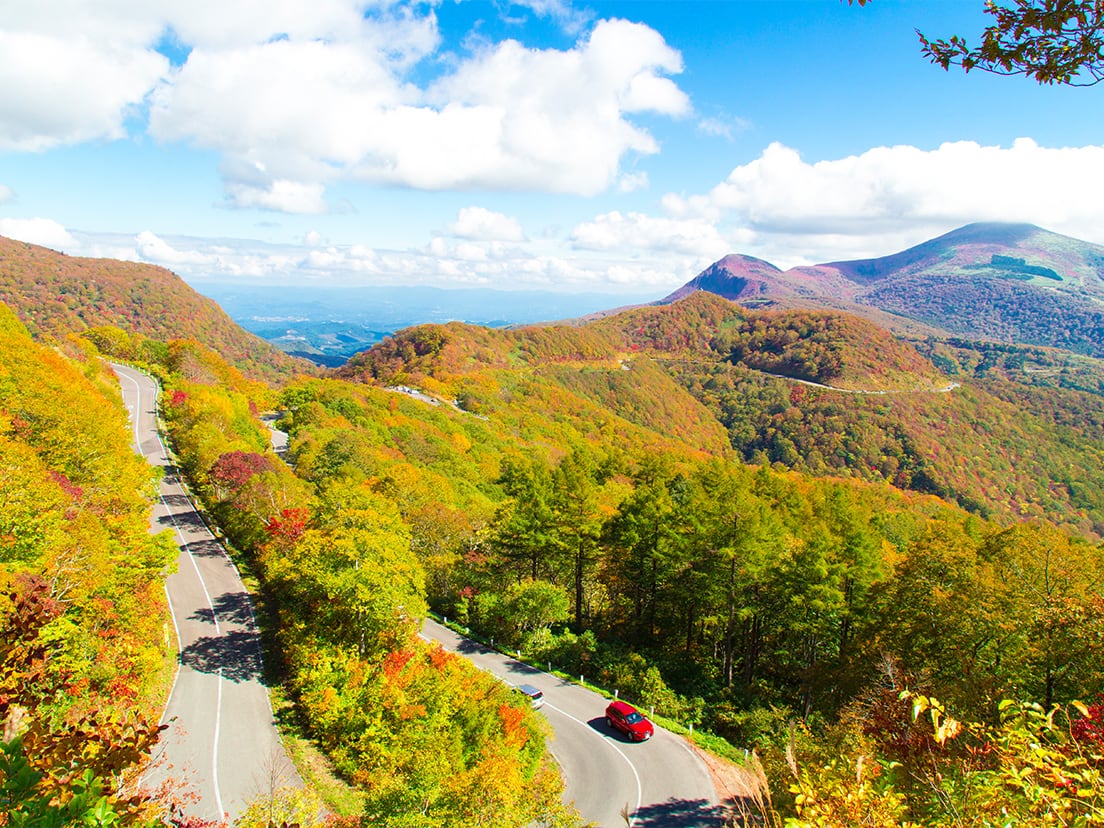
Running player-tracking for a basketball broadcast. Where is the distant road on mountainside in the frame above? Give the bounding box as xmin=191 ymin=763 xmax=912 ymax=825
xmin=113 ymin=364 xmax=300 ymax=823
xmin=421 ymin=618 xmax=726 ymax=828
xmin=757 ymin=370 xmax=962 ymax=395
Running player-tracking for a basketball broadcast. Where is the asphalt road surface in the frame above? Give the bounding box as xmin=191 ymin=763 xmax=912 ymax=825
xmin=115 ymin=363 xmax=720 ymax=826
xmin=113 ymin=364 xmax=300 ymax=823
xmin=421 ymin=618 xmax=725 ymax=828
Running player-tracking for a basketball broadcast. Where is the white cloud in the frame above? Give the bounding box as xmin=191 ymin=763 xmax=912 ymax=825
xmin=447 ymin=206 xmax=525 ymax=242
xmin=225 ymin=178 xmax=330 ymax=214
xmin=0 ymin=3 xmax=687 ymax=205
xmin=149 ymin=15 xmax=686 ymax=198
xmin=659 ymin=138 xmax=1104 ymax=266
xmin=618 ymin=171 xmax=649 ymax=193
xmin=696 ymin=115 xmax=747 ymax=141
xmin=571 ymin=210 xmax=729 ymax=259
xmin=0 ymin=184 xmax=12 ymax=203
xmin=0 ymin=217 xmax=77 ymax=249
xmin=51 ymin=224 xmax=692 ymax=297
xmin=0 ymin=217 xmax=75 ymax=249
xmin=684 ymin=138 xmax=1104 ymax=233
xmin=506 ymin=0 xmax=592 ymax=34
xmin=135 ymin=230 xmax=216 ymax=266
xmin=0 ymin=30 xmax=167 ymax=151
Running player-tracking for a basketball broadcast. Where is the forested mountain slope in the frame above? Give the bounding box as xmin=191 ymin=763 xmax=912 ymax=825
xmin=340 ymin=291 xmax=1103 ymax=538
xmin=632 ymin=295 xmax=1104 ymax=538
xmin=667 ymin=222 xmax=1104 ymax=357
xmin=338 ymin=317 xmax=732 ymax=456
xmin=0 ymin=301 xmax=176 ymax=823
xmin=264 ymin=296 xmax=1104 ymax=827
xmin=0 ymin=235 xmax=312 ymax=382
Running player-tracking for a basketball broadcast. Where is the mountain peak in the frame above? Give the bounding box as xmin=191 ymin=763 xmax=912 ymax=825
xmin=665 ymin=222 xmax=1104 ymax=356
xmin=662 ymin=253 xmax=782 ymax=303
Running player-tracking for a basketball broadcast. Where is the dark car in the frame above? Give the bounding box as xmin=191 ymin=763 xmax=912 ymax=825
xmin=604 ymin=700 xmax=653 ymax=741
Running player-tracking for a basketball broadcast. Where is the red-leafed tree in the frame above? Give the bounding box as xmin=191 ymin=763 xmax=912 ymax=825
xmin=209 ymin=450 xmax=272 ymax=495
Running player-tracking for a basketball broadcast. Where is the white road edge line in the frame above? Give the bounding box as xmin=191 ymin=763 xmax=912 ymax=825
xmin=544 ymin=702 xmax=643 ymax=828
xmin=420 ymin=623 xmax=644 ymax=827
xmin=214 ymin=666 xmax=225 ymax=821
xmin=114 ymin=365 xmax=226 ymax=814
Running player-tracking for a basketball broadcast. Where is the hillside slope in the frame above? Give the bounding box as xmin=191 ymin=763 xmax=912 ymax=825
xmin=338 ymin=317 xmax=732 ymax=457
xmin=665 ymin=223 xmax=1104 ymax=356
xmin=0 ymin=235 xmax=312 ymax=382
xmin=337 ymin=291 xmax=1104 ymax=538
xmin=611 ymin=294 xmax=1104 ymax=538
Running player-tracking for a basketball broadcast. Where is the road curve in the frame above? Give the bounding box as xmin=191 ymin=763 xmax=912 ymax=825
xmin=113 ymin=364 xmax=300 ymax=823
xmin=421 ymin=618 xmax=724 ymax=828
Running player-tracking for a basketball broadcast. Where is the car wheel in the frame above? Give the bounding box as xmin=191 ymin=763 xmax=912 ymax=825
xmin=606 ymin=717 xmax=613 ymax=728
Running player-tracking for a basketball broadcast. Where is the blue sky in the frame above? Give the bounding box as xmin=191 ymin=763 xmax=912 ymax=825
xmin=1 ymin=0 xmax=1103 ymax=299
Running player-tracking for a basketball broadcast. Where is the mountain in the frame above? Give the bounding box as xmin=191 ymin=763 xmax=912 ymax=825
xmin=662 ymin=254 xmax=785 ymax=304
xmin=665 ymin=223 xmax=1104 ymax=357
xmin=339 ymin=291 xmax=1104 ymax=539
xmin=0 ymin=235 xmax=312 ymax=382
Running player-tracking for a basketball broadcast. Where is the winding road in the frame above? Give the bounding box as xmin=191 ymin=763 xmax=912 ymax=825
xmin=421 ymin=619 xmax=724 ymax=827
xmin=114 ymin=362 xmax=721 ymax=826
xmin=113 ymin=364 xmax=299 ymax=823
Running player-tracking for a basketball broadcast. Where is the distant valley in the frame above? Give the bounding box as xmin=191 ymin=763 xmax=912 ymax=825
xmin=201 ymin=283 xmax=654 ymax=365
xmin=201 ymin=222 xmax=1104 ymax=366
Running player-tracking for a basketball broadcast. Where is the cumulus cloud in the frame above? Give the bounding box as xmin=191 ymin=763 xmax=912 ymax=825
xmin=571 ymin=210 xmax=729 ymax=259
xmin=225 ymin=178 xmax=330 ymax=214
xmin=135 ymin=230 xmax=217 ymax=266
xmin=447 ymin=207 xmax=525 ymax=242
xmin=0 ymin=30 xmax=167 ymax=151
xmin=660 ymin=138 xmax=1104 ymax=266
xmin=679 ymin=138 xmax=1104 ymax=232
xmin=0 ymin=217 xmax=77 ymax=249
xmin=0 ymin=3 xmax=687 ymax=205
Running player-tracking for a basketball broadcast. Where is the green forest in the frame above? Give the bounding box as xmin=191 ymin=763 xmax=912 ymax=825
xmin=3 ymin=260 xmax=1104 ymax=827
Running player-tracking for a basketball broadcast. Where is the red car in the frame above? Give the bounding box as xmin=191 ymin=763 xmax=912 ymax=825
xmin=605 ymin=700 xmax=653 ymax=742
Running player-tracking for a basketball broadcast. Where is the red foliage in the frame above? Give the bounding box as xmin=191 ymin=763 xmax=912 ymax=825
xmin=169 ymin=390 xmax=188 ymax=408
xmin=428 ymin=643 xmax=453 ymax=670
xmin=49 ymin=469 xmax=84 ymax=502
xmin=497 ymin=702 xmax=530 ymax=750
xmin=383 ymin=648 xmax=416 ymax=680
xmin=1072 ymin=697 xmax=1104 ymax=748
xmin=265 ymin=507 xmax=309 ymax=546
xmin=209 ymin=451 xmax=271 ymax=490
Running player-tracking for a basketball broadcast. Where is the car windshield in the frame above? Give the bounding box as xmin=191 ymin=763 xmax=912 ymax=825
xmin=625 ymin=712 xmax=644 ymax=724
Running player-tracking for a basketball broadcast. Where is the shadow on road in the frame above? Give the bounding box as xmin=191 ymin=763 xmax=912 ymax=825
xmin=586 ymin=715 xmax=656 ymax=745
xmin=180 ymin=630 xmax=264 ymax=683
xmin=631 ymin=797 xmax=729 ymax=827
xmin=455 ymin=639 xmax=488 ymax=656
xmin=500 ymin=661 xmax=543 ymax=679
xmin=211 ymin=591 xmax=257 ymax=626
xmin=186 ymin=592 xmax=256 ymax=628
